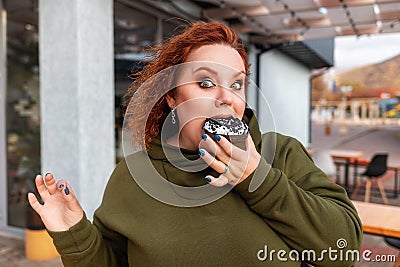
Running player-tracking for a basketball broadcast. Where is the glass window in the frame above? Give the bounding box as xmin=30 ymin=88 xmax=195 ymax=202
xmin=163 ymin=20 xmax=185 ymax=40
xmin=5 ymin=0 xmax=40 ymax=228
xmin=114 ymin=2 xmax=157 ymax=162
xmin=113 ymin=2 xmax=187 ymax=163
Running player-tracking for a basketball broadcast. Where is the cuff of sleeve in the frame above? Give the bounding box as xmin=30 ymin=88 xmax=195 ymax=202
xmin=47 ymin=212 xmax=93 ymax=255
xmin=234 ymin=157 xmax=271 ymax=193
xmin=234 ymin=157 xmax=285 ymax=208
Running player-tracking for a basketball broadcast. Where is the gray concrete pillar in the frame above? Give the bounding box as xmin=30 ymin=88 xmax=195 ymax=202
xmin=39 ymin=0 xmax=114 ymax=220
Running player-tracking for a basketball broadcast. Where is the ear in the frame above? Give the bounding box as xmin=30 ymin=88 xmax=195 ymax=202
xmin=165 ymin=92 xmax=175 ymax=108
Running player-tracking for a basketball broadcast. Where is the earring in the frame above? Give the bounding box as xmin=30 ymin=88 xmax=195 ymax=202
xmin=171 ymin=105 xmax=176 ymax=125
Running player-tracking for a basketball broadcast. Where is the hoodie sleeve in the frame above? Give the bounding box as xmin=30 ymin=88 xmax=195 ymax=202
xmin=47 ymin=212 xmax=128 ymax=267
xmin=234 ymin=133 xmax=363 ymax=267
xmin=47 ymin=161 xmax=130 ymax=267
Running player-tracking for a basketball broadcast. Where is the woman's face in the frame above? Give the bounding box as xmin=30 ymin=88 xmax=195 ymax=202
xmin=166 ymin=44 xmax=247 ymax=150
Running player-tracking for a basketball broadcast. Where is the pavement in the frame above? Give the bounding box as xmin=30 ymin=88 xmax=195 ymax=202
xmin=0 ymin=120 xmax=399 ymax=266
xmin=312 ymin=122 xmax=400 ymax=201
xmin=312 ymin=122 xmax=400 ymax=166
xmin=0 ymin=231 xmax=62 ymax=267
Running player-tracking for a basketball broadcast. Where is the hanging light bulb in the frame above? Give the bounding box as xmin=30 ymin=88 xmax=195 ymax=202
xmin=373 ymin=4 xmax=380 ymax=15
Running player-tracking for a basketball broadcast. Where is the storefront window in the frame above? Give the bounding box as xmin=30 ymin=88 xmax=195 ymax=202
xmin=113 ymin=2 xmax=186 ymax=162
xmin=5 ymin=0 xmax=40 ymax=228
xmin=114 ymin=2 xmax=157 ymax=162
xmin=163 ymin=20 xmax=184 ymax=39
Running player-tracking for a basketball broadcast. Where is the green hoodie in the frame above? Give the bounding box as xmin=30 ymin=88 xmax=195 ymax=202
xmin=48 ymin=109 xmax=362 ymax=266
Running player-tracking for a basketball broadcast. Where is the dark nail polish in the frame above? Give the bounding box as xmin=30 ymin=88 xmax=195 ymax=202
xmin=205 ymin=177 xmax=211 ymax=182
xmin=198 ymin=149 xmax=205 ymax=156
xmin=59 ymin=184 xmax=64 ymax=189
xmin=201 ymin=134 xmax=207 ymax=141
xmin=215 ymin=134 xmax=221 ymax=142
xmin=64 ymin=187 xmax=70 ymax=195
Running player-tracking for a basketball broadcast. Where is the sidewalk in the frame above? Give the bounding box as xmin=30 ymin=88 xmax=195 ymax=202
xmin=0 ymin=231 xmax=62 ymax=267
xmin=311 ymin=122 xmax=400 ymax=166
xmin=312 ymin=122 xmax=400 ymax=200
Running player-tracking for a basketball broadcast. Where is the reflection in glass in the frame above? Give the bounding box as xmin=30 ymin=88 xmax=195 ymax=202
xmin=5 ymin=0 xmax=40 ymax=228
xmin=113 ymin=3 xmax=186 ymax=163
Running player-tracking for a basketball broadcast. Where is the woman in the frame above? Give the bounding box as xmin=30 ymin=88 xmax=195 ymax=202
xmin=28 ymin=21 xmax=362 ymax=266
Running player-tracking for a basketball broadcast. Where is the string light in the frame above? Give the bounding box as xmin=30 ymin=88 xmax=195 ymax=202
xmin=275 ymin=0 xmax=310 ymax=41
xmin=373 ymin=4 xmax=380 ymax=15
xmin=340 ymin=1 xmax=359 ymax=36
xmin=379 ymin=19 xmax=400 ymax=33
xmin=216 ymin=0 xmax=272 ymax=34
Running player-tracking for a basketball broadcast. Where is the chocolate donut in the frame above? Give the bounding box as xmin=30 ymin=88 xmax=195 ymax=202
xmin=202 ymin=117 xmax=249 ymax=144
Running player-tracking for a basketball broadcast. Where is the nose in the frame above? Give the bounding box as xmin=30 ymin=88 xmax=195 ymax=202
xmin=215 ymin=86 xmax=233 ymax=107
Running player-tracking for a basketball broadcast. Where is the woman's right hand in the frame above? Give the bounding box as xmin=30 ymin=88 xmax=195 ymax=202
xmin=28 ymin=173 xmax=84 ymax=232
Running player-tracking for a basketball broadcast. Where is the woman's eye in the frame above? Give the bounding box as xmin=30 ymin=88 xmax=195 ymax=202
xmin=198 ymin=79 xmax=215 ymax=88
xmin=231 ymin=81 xmax=243 ymax=90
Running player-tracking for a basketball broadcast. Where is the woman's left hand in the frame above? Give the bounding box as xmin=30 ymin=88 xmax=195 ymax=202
xmin=199 ymin=134 xmax=261 ymax=187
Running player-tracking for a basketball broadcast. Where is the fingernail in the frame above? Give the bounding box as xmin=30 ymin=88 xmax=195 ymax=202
xmin=198 ymin=149 xmax=205 ymax=156
xmin=201 ymin=134 xmax=207 ymax=141
xmin=45 ymin=172 xmax=51 ymax=177
xmin=59 ymin=184 xmax=64 ymax=189
xmin=215 ymin=134 xmax=221 ymax=142
xmin=205 ymin=177 xmax=211 ymax=182
xmin=64 ymin=187 xmax=70 ymax=195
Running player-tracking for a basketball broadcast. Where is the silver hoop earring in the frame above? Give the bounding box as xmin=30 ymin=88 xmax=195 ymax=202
xmin=171 ymin=106 xmax=176 ymax=125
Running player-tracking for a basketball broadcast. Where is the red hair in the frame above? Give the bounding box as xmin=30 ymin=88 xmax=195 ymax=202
xmin=123 ymin=21 xmax=249 ymax=150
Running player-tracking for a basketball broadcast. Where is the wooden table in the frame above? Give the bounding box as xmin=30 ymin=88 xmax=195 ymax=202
xmin=329 ymin=149 xmax=364 ymax=192
xmin=352 ymin=200 xmax=400 ymax=238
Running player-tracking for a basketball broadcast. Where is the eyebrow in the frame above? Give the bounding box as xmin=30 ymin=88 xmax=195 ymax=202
xmin=192 ymin=66 xmax=246 ymax=77
xmin=192 ymin=66 xmax=218 ymax=76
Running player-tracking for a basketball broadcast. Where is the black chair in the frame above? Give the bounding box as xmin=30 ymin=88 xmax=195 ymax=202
xmin=384 ymin=237 xmax=400 ymax=267
xmin=352 ymin=153 xmax=389 ymax=204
